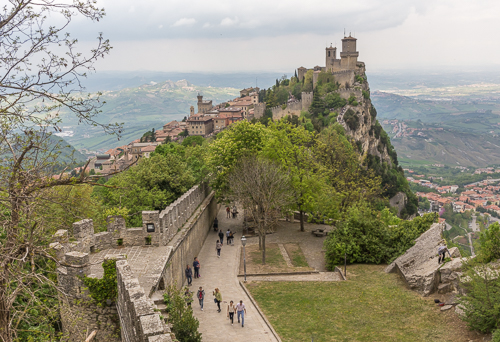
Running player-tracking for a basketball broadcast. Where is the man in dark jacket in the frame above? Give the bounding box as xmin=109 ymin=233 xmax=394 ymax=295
xmin=218 ymin=229 xmax=224 ymax=245
xmin=185 ymin=265 xmax=193 ymax=286
xmin=193 ymin=257 xmax=200 ymax=278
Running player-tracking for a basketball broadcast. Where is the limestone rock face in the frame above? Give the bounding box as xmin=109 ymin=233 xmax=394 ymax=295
xmin=336 ymin=69 xmax=392 ymax=166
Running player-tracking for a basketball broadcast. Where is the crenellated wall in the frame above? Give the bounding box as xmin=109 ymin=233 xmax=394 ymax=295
xmin=116 ymin=259 xmax=172 ymax=342
xmin=271 ymin=92 xmax=313 ymax=121
xmin=54 ymin=183 xmax=217 ymax=341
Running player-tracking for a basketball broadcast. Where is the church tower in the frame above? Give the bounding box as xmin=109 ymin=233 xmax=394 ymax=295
xmin=325 ymin=45 xmax=337 ymax=72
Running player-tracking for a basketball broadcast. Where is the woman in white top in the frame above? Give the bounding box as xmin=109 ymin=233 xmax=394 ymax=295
xmin=227 ymin=300 xmax=236 ymax=325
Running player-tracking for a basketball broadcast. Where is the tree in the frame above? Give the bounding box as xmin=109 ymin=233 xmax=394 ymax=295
xmin=0 ymin=1 xmax=115 ymax=340
xmin=206 ymin=121 xmax=269 ymax=200
xmin=227 ymin=157 xmax=292 ymax=264
xmin=264 ymin=121 xmax=322 ymax=232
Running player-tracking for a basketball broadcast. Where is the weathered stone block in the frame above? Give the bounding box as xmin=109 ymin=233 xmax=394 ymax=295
xmin=148 ymin=334 xmax=173 ymax=342
xmin=50 ymin=242 xmax=66 ymax=260
xmin=140 ymin=314 xmax=165 ymax=337
xmin=53 ymin=229 xmax=69 ymax=243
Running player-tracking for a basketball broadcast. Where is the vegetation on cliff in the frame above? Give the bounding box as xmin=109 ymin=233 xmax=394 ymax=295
xmin=256 ymin=72 xmax=417 ymax=217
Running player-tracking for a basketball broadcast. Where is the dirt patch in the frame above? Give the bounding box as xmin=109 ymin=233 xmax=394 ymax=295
xmin=239 ymin=243 xmax=314 ymax=275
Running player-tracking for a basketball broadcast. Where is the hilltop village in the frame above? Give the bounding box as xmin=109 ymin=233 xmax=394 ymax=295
xmin=79 ymin=34 xmax=372 ymax=177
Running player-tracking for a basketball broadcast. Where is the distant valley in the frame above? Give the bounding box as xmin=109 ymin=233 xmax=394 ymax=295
xmin=59 ymin=80 xmax=240 ymax=151
xmin=371 ymin=83 xmax=500 ymax=167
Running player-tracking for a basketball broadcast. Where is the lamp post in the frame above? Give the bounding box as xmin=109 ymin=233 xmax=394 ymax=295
xmin=241 ymin=236 xmax=247 ymax=283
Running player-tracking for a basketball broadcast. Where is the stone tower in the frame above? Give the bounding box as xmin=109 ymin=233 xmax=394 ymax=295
xmin=325 ymin=45 xmax=339 ymax=72
xmin=340 ymin=35 xmax=359 ymax=70
xmin=297 ymin=66 xmax=307 ymax=82
xmin=190 ymin=106 xmax=195 ymax=116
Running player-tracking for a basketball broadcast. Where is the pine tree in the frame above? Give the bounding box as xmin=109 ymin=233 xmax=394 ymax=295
xmin=309 ymin=91 xmax=325 ymax=116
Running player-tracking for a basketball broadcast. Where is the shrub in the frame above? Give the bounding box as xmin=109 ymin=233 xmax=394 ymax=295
xmin=164 ymin=286 xmax=202 ymax=342
xmin=343 ymin=109 xmax=359 ymax=131
xmin=347 ymin=95 xmax=358 ymax=106
xmin=324 ymin=205 xmax=437 ymax=269
xmin=458 ymin=262 xmax=500 ymax=333
xmin=362 ymin=90 xmax=370 ymax=99
xmin=82 ymin=259 xmax=118 ymax=305
xmin=477 ymin=222 xmax=500 ymax=263
xmin=355 ymin=75 xmax=365 ymax=83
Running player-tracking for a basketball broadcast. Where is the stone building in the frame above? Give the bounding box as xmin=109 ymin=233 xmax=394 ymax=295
xmin=297 ymin=34 xmax=361 ymax=88
xmin=187 ymin=114 xmax=214 ymax=136
xmin=196 ymin=94 xmax=212 ymax=114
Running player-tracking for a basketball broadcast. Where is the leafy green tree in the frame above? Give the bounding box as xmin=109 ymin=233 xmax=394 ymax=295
xmin=182 ymin=135 xmax=204 ymax=147
xmin=477 ymin=222 xmax=500 ymax=263
xmin=206 ymin=121 xmax=269 ymax=200
xmin=94 ymin=154 xmax=195 ymax=226
xmin=309 ymin=91 xmax=325 ymax=116
xmin=264 ymin=121 xmax=322 ymax=231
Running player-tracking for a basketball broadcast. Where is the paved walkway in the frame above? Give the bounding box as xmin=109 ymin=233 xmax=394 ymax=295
xmin=190 ymin=206 xmax=278 ymax=342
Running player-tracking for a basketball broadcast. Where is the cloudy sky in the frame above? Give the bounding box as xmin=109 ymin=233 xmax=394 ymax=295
xmin=72 ymin=0 xmax=500 ymax=73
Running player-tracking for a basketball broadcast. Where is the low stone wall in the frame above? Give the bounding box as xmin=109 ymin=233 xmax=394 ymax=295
xmin=116 ymin=259 xmax=172 ymax=342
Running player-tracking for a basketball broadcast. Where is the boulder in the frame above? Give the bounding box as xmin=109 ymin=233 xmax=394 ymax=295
xmin=387 ymin=222 xmax=446 ymax=296
xmin=438 ymin=283 xmax=452 ymax=294
xmin=440 ymin=305 xmax=453 ymax=311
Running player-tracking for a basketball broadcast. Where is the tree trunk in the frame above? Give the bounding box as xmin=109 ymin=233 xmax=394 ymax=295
xmin=0 ymin=280 xmax=11 ymax=342
xmin=261 ymin=233 xmax=266 ymax=265
xmin=300 ymin=210 xmax=305 ymax=232
xmin=258 ymin=233 xmax=262 ymax=250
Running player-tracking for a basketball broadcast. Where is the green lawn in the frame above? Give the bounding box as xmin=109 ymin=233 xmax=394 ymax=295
xmin=249 ymin=243 xmax=285 ymax=267
xmin=247 ymin=265 xmax=464 ymax=342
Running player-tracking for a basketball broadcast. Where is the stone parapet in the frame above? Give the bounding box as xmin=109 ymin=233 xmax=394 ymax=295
xmin=116 ymin=259 xmax=172 ymax=342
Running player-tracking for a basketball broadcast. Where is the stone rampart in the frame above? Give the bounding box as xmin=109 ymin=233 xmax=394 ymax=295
xmin=271 ymin=91 xmax=314 ymax=121
xmin=253 ymin=103 xmax=266 ymax=119
xmin=57 ymin=252 xmax=121 ymax=342
xmin=332 ymin=69 xmax=355 ymax=88
xmin=151 ymin=190 xmax=219 ymax=294
xmin=116 ymin=259 xmax=172 ymax=342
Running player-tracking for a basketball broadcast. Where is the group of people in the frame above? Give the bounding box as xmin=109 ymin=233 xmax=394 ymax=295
xmin=226 ymin=205 xmax=238 ymax=219
xmin=195 ymin=287 xmax=247 ymax=327
xmin=183 ymin=209 xmax=247 ymax=328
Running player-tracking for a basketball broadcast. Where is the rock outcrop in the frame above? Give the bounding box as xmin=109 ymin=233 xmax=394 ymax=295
xmin=386 ymin=222 xmax=465 ymax=296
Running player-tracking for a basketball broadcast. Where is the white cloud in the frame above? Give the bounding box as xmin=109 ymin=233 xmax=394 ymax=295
xmin=220 ymin=17 xmax=238 ymax=27
xmin=128 ymin=6 xmax=135 ymax=13
xmin=172 ymin=18 xmax=196 ymax=27
xmin=202 ymin=22 xmax=211 ymax=28
xmin=158 ymin=24 xmax=163 ymax=29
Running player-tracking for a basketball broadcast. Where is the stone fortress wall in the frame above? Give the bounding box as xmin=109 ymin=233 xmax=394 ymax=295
xmin=54 ymin=183 xmax=218 ymax=341
xmin=271 ymin=92 xmax=313 ymax=121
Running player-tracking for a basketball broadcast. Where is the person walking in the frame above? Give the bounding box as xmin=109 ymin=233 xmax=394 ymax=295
xmin=216 ymin=240 xmax=222 ymax=258
xmin=193 ymin=257 xmax=201 ymax=278
xmin=232 ymin=205 xmax=237 ymax=218
xmin=185 ymin=265 xmax=193 ymax=286
xmin=226 ymin=229 xmax=231 ymax=245
xmin=227 ymin=300 xmax=236 ymax=325
xmin=213 ymin=217 xmax=218 ymax=232
xmin=197 ymin=287 xmax=205 ymax=311
xmin=236 ymin=300 xmax=246 ymax=327
xmin=229 ymin=231 xmax=235 ymax=245
xmin=218 ymin=229 xmax=224 ymax=245
xmin=226 ymin=206 xmax=231 ymax=218
xmin=437 ymin=245 xmax=453 ymax=264
xmin=213 ymin=288 xmax=222 ymax=313
xmin=184 ymin=287 xmax=193 ymax=307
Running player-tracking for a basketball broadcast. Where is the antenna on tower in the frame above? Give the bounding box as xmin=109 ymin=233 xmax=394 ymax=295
xmin=344 ymin=28 xmax=345 ymax=37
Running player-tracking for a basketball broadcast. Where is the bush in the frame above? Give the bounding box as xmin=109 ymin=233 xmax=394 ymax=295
xmin=362 ymin=90 xmax=370 ymax=99
xmin=164 ymin=286 xmax=202 ymax=342
xmin=347 ymin=95 xmax=358 ymax=106
xmin=477 ymin=222 xmax=500 ymax=263
xmin=323 ymin=204 xmax=437 ymax=269
xmin=458 ymin=262 xmax=500 ymax=333
xmin=343 ymin=109 xmax=359 ymax=131
xmin=493 ymin=329 xmax=500 ymax=342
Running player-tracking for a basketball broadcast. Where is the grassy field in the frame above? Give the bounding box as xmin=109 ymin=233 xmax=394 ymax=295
xmin=247 ymin=264 xmax=477 ymax=342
